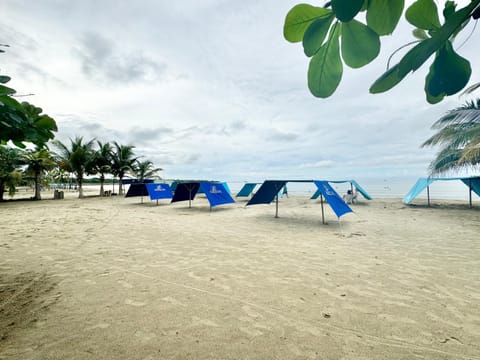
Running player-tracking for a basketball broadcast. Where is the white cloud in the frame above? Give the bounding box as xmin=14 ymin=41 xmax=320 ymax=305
xmin=2 ymin=0 xmax=479 ymax=183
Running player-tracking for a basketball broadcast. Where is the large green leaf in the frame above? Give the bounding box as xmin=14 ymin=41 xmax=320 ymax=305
xmin=0 ymin=76 xmax=11 ymax=84
xmin=341 ymin=20 xmax=380 ymax=68
xmin=370 ymin=64 xmax=405 ymax=93
xmin=303 ymin=14 xmax=335 ymax=57
xmin=284 ymin=4 xmax=332 ymax=43
xmin=0 ymin=84 xmax=16 ymax=96
xmin=425 ymin=41 xmax=471 ymax=98
xmin=424 ymin=67 xmax=445 ymax=104
xmin=405 ymin=0 xmax=441 ymax=30
xmin=331 ymin=0 xmax=364 ymax=22
xmin=366 ymin=0 xmax=404 ymax=35
xmin=371 ymin=1 xmax=476 ymax=94
xmin=308 ymin=26 xmax=342 ymax=98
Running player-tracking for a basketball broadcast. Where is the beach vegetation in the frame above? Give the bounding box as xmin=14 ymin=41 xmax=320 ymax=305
xmin=91 ymin=141 xmax=113 ymax=196
xmin=54 ymin=137 xmax=96 ymax=198
xmin=110 ymin=142 xmax=138 ymax=196
xmin=22 ymin=147 xmax=57 ymax=200
xmin=0 ymin=145 xmax=24 ymax=201
xmin=422 ymin=98 xmax=480 ymax=173
xmin=133 ymin=160 xmax=162 ymax=182
xmin=284 ymin=0 xmax=479 ymax=103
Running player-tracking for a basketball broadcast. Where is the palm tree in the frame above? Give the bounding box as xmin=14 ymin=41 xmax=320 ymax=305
xmin=110 ymin=142 xmax=138 ymax=195
xmin=422 ymin=99 xmax=480 ymax=174
xmin=0 ymin=146 xmax=23 ymax=201
xmin=23 ymin=147 xmax=57 ymax=200
xmin=54 ymin=136 xmax=95 ymax=198
xmin=91 ymin=141 xmax=112 ymax=196
xmin=133 ymin=159 xmax=162 ymax=182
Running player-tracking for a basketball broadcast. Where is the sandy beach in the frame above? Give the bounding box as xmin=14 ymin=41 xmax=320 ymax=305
xmin=1 ymin=193 xmax=480 ymax=359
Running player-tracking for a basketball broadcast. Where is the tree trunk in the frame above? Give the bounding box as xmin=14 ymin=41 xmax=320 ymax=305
xmin=0 ymin=180 xmax=5 ymax=201
xmin=34 ymin=171 xmax=42 ymax=200
xmin=100 ymin=174 xmax=105 ymax=196
xmin=78 ymin=177 xmax=84 ymax=198
xmin=118 ymin=177 xmax=123 ymax=196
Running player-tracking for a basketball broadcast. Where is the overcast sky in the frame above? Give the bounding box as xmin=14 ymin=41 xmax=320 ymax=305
xmin=2 ymin=0 xmax=479 ymax=182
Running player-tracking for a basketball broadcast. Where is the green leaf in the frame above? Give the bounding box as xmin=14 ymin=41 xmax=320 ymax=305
xmin=331 ymin=0 xmax=364 ymax=22
xmin=308 ymin=26 xmax=342 ymax=97
xmin=412 ymin=28 xmax=429 ymax=40
xmin=424 ymin=68 xmax=445 ymax=104
xmin=341 ymin=20 xmax=380 ymax=68
xmin=443 ymin=1 xmax=457 ymax=20
xmin=370 ymin=64 xmax=405 ymax=93
xmin=425 ymin=41 xmax=471 ymax=98
xmin=366 ymin=0 xmax=404 ymax=35
xmin=303 ymin=14 xmax=335 ymax=57
xmin=0 ymin=84 xmax=16 ymax=96
xmin=0 ymin=76 xmax=11 ymax=84
xmin=284 ymin=4 xmax=332 ymax=43
xmin=405 ymin=0 xmax=441 ymax=30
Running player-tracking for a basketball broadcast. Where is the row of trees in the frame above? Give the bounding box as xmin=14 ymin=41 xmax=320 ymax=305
xmin=0 ymin=137 xmax=162 ymax=201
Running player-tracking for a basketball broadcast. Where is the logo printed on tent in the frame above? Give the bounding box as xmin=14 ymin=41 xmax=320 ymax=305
xmin=153 ymin=184 xmax=166 ymax=192
xmin=210 ymin=185 xmax=223 ymax=194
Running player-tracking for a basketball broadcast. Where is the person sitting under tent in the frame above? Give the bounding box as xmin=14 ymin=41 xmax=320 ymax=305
xmin=343 ymin=188 xmax=358 ymax=204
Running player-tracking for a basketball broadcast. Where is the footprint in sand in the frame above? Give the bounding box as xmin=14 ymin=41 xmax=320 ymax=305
xmin=134 ymin=330 xmax=156 ymax=343
xmin=241 ymin=305 xmax=262 ymax=319
xmin=125 ymin=299 xmax=146 ymax=307
xmin=191 ymin=316 xmax=220 ymax=327
xmin=86 ymin=323 xmax=110 ymax=330
xmin=239 ymin=326 xmax=263 ymax=337
xmin=161 ymin=296 xmax=186 ymax=307
xmin=118 ymin=280 xmax=134 ymax=289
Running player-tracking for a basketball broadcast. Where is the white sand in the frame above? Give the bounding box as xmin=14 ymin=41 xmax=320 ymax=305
xmin=1 ymin=194 xmax=479 ymax=359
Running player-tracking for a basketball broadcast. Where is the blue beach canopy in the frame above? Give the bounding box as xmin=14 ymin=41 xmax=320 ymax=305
xmin=247 ymin=181 xmax=287 ymax=205
xmin=313 ymin=181 xmax=353 ymax=218
xmin=171 ymin=182 xmax=200 ymax=203
xmin=403 ymin=176 xmax=480 ymax=204
xmin=311 ymin=179 xmax=372 ymax=200
xmin=125 ymin=183 xmax=149 ymax=197
xmin=146 ymin=183 xmax=173 ymax=200
xmin=236 ymin=183 xmax=258 ymax=197
xmin=200 ymin=182 xmax=235 ymax=207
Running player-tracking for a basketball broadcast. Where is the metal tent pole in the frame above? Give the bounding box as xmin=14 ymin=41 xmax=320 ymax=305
xmin=469 ymin=179 xmax=472 ymax=208
xmin=275 ymin=194 xmax=279 ymax=218
xmin=427 ymin=185 xmax=430 ymax=207
xmin=320 ymin=194 xmax=325 ymax=224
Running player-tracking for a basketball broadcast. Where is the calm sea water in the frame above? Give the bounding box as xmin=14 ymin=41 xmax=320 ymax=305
xmin=225 ymin=177 xmax=478 ymax=202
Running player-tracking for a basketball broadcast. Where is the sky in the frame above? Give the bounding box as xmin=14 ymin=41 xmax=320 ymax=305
xmin=1 ymin=0 xmax=479 ymax=183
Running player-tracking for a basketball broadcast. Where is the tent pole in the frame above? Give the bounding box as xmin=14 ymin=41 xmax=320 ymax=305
xmin=469 ymin=179 xmax=472 ymax=208
xmin=427 ymin=185 xmax=430 ymax=207
xmin=189 ymin=188 xmax=192 ymax=208
xmin=275 ymin=194 xmax=279 ymax=218
xmin=320 ymin=194 xmax=325 ymax=224
xmin=156 ymin=199 xmax=158 ymax=206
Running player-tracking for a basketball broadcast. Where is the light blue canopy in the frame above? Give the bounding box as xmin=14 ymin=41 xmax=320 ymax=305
xmin=311 ymin=180 xmax=372 ymax=200
xmin=403 ymin=176 xmax=480 ymax=204
xmin=236 ymin=183 xmax=259 ymax=197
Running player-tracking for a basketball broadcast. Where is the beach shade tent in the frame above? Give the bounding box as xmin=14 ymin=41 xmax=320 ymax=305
xmin=125 ymin=182 xmax=173 ymax=204
xmin=247 ymin=180 xmax=352 ymax=223
xmin=171 ymin=181 xmax=235 ymax=209
xmin=236 ymin=183 xmax=260 ymax=197
xmin=145 ymin=183 xmax=173 ymax=204
xmin=313 ymin=181 xmax=353 ymax=223
xmin=310 ymin=179 xmax=372 ymax=201
xmin=403 ymin=176 xmax=480 ymax=207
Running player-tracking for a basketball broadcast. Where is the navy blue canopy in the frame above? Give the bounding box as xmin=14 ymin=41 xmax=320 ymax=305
xmin=171 ymin=181 xmax=235 ymax=208
xmin=247 ymin=181 xmax=287 ymax=205
xmin=171 ymin=182 xmax=200 ymax=203
xmin=125 ymin=183 xmax=149 ymax=197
